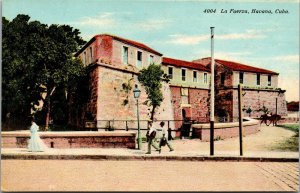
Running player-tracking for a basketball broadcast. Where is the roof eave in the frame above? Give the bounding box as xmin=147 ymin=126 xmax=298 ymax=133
xmin=232 ymin=70 xmax=279 ymax=75
xmin=74 ymin=36 xmax=97 ymax=57
xmin=111 ymin=36 xmax=163 ymax=56
xmin=162 ymin=62 xmax=211 ymax=72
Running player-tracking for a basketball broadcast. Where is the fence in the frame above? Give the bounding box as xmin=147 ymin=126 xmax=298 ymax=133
xmin=85 ymin=119 xmax=202 ymax=138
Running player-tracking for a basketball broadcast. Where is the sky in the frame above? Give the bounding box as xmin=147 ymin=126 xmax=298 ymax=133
xmin=2 ymin=0 xmax=299 ymax=101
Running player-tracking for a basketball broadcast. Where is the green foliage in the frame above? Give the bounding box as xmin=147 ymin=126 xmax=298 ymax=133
xmin=257 ymin=105 xmax=269 ymax=114
xmin=138 ymin=63 xmax=169 ymax=120
xmin=277 ymin=124 xmax=299 ymax=134
xmin=243 ymin=106 xmax=252 ymax=116
xmin=270 ymin=124 xmax=299 ymax=151
xmin=2 ymin=14 xmax=86 ymax=129
xmin=121 ymin=78 xmax=133 ymax=106
xmin=270 ymin=135 xmax=299 ymax=151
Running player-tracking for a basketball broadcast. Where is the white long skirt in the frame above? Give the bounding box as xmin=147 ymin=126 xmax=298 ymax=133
xmin=28 ymin=132 xmax=47 ymax=152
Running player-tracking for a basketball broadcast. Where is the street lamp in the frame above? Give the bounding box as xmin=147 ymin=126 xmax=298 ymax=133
xmin=133 ymin=84 xmax=142 ymax=149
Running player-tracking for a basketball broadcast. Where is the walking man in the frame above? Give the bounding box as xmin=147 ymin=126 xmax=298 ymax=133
xmin=158 ymin=121 xmax=174 ymax=153
xmin=146 ymin=121 xmax=160 ymax=154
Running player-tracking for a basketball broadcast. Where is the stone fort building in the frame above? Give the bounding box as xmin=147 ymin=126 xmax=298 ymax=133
xmin=73 ymin=34 xmax=287 ymax=135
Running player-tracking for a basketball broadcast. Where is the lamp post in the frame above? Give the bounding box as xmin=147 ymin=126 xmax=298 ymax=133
xmin=133 ymin=84 xmax=141 ymax=149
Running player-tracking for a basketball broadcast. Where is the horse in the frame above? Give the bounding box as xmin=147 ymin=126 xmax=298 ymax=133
xmin=260 ymin=113 xmax=282 ymax=126
xmin=269 ymin=114 xmax=281 ymax=126
xmin=260 ymin=114 xmax=271 ymax=126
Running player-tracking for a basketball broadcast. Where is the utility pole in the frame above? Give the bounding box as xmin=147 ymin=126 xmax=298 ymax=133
xmin=238 ymin=84 xmax=243 ymax=156
xmin=210 ymin=27 xmax=215 ymax=156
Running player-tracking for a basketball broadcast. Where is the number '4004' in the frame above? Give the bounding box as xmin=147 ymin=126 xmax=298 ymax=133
xmin=203 ymin=9 xmax=216 ymax=13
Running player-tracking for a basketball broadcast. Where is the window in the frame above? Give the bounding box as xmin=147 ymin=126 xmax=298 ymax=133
xmin=181 ymin=88 xmax=189 ymax=104
xmin=137 ymin=51 xmax=142 ymax=68
xmin=268 ymin=75 xmax=272 ymax=86
xmin=182 ymin=69 xmax=186 ymax=81
xmin=239 ymin=72 xmax=244 ymax=84
xmin=181 ymin=88 xmax=189 ymax=96
xmin=193 ymin=71 xmax=197 ymax=82
xmin=149 ymin=55 xmax=154 ymax=64
xmin=168 ymin=67 xmax=173 ymax=79
xmin=221 ymin=73 xmax=225 ymax=86
xmin=83 ymin=51 xmax=87 ymax=65
xmin=90 ymin=47 xmax=93 ymax=63
xmin=257 ymin=74 xmax=260 ymax=85
xmin=204 ymin=73 xmax=208 ymax=84
xmin=122 ymin=46 xmax=128 ymax=64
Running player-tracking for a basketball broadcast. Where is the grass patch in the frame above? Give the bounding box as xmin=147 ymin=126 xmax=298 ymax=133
xmin=270 ymin=124 xmax=299 ymax=151
xmin=270 ymin=136 xmax=299 ymax=151
xmin=277 ymin=124 xmax=299 ymax=133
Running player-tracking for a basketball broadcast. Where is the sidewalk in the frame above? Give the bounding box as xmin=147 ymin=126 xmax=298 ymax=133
xmin=1 ymin=125 xmax=299 ymax=162
xmin=2 ymin=147 xmax=298 ymax=162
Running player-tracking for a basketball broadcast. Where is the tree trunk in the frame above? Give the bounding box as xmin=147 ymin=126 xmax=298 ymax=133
xmin=44 ymin=86 xmax=56 ymax=131
xmin=150 ymin=104 xmax=157 ymax=121
xmin=45 ymin=99 xmax=51 ymax=131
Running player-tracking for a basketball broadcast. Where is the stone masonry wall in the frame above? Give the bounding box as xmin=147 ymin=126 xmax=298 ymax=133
xmin=1 ymin=132 xmax=136 ymax=149
xmin=86 ymin=67 xmax=99 ymax=119
xmin=214 ymin=63 xmax=234 ymax=122
xmin=195 ymin=124 xmax=259 ymax=141
xmin=189 ymin=88 xmax=209 ymax=122
xmin=215 ymin=89 xmax=234 ymax=122
xmin=170 ymin=86 xmax=182 ymax=123
xmin=215 ymin=62 xmax=233 ymax=88
xmin=170 ymin=86 xmax=209 ymax=136
xmin=95 ymin=65 xmax=175 ymax=133
xmin=112 ymin=39 xmax=162 ymax=68
xmin=232 ymin=89 xmax=288 ymax=120
xmin=97 ymin=36 xmax=113 ymax=63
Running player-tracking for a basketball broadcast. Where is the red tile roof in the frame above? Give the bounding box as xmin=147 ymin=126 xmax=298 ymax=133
xmin=195 ymin=57 xmax=278 ymax=75
xmin=162 ymin=57 xmax=210 ymax=72
xmin=75 ymin=34 xmax=162 ymax=56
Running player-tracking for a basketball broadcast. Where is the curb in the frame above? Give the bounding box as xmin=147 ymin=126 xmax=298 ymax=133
xmin=2 ymin=154 xmax=298 ymax=162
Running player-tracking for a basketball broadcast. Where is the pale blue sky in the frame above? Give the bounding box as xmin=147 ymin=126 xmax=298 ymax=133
xmin=3 ymin=0 xmax=299 ymax=101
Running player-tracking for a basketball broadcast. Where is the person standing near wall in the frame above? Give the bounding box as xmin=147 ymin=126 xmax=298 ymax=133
xmin=146 ymin=121 xmax=160 ymax=154
xmin=28 ymin=117 xmax=47 ymax=152
xmin=158 ymin=121 xmax=174 ymax=153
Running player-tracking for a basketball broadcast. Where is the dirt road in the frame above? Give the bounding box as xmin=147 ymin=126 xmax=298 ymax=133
xmin=168 ymin=125 xmax=296 ymax=153
xmin=1 ymin=160 xmax=298 ymax=191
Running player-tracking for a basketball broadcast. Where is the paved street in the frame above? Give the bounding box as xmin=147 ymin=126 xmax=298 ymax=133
xmin=1 ymin=125 xmax=299 ymax=191
xmin=1 ymin=160 xmax=298 ymax=191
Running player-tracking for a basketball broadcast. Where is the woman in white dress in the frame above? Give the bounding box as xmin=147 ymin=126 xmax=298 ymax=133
xmin=28 ymin=118 xmax=47 ymax=152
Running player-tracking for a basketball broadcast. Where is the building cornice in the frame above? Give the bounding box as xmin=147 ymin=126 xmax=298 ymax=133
xmin=86 ymin=58 xmax=140 ymax=75
xmin=169 ymin=85 xmax=210 ymax=90
xmin=217 ymin=86 xmax=286 ymax=93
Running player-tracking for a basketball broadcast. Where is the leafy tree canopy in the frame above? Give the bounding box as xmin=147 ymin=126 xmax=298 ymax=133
xmin=138 ymin=63 xmax=169 ymax=120
xmin=2 ymin=14 xmax=86 ymax=129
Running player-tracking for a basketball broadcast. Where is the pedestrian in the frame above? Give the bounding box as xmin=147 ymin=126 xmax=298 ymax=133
xmin=28 ymin=117 xmax=47 ymax=152
xmin=158 ymin=121 xmax=174 ymax=153
xmin=145 ymin=121 xmax=160 ymax=154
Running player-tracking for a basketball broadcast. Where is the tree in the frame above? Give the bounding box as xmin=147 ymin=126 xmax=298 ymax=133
xmin=243 ymin=106 xmax=253 ymax=117
xmin=2 ymin=14 xmax=86 ymax=130
xmin=138 ymin=63 xmax=169 ymax=120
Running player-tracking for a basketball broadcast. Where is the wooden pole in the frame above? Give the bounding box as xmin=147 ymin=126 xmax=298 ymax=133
xmin=210 ymin=27 xmax=215 ymax=156
xmin=238 ymin=84 xmax=243 ymax=156
xmin=276 ymin=98 xmax=278 ymax=115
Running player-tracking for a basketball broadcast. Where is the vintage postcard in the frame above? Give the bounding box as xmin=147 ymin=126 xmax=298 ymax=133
xmin=1 ymin=0 xmax=299 ymax=191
